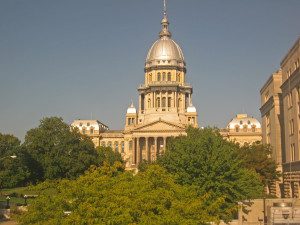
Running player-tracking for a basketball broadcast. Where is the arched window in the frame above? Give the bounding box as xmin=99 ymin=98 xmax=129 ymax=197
xmin=167 ymin=72 xmax=171 ymax=81
xmin=162 ymin=72 xmax=166 ymax=81
xmin=168 ymin=97 xmax=172 ymax=107
xmin=101 ymin=141 xmax=106 ymax=147
xmin=90 ymin=127 xmax=94 ymax=134
xmin=82 ymin=127 xmax=86 ymax=135
xmin=121 ymin=141 xmax=125 ymax=153
xmin=162 ymin=97 xmax=166 ymax=107
xmin=235 ymin=126 xmax=239 ymax=132
xmin=114 ymin=142 xmax=119 ymax=152
xmin=149 ymin=74 xmax=152 ymax=82
xmin=157 ymin=73 xmax=161 ymax=81
xmin=243 ymin=125 xmax=247 ymax=132
xmin=156 ymin=97 xmax=161 ymax=107
xmin=108 ymin=141 xmax=112 ymax=147
xmin=251 ymin=125 xmax=256 ymax=132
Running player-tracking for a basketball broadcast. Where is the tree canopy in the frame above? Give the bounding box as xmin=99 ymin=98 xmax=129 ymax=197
xmin=158 ymin=127 xmax=264 ymax=221
xmin=238 ymin=143 xmax=280 ymax=187
xmin=0 ymin=134 xmax=31 ymax=188
xmin=18 ymin=163 xmax=220 ymax=225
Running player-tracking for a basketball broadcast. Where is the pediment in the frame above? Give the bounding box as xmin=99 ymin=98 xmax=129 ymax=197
xmin=132 ymin=119 xmax=185 ymax=132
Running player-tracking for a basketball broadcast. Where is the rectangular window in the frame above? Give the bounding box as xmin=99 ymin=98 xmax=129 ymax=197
xmin=290 ymin=119 xmax=294 ymax=135
xmin=291 ymin=144 xmax=296 ymax=161
xmin=288 ymin=93 xmax=293 ymax=108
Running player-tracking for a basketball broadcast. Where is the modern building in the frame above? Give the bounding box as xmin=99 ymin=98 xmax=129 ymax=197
xmin=220 ymin=114 xmax=262 ymax=146
xmin=72 ymin=5 xmax=198 ymax=168
xmin=260 ymin=37 xmax=300 ymax=198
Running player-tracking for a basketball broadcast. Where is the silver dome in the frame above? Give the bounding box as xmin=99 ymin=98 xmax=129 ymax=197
xmin=145 ymin=15 xmax=185 ymax=70
xmin=146 ymin=37 xmax=184 ymax=62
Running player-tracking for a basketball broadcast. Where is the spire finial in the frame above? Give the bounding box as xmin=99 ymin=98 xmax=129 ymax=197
xmin=159 ymin=0 xmax=171 ymax=38
xmin=163 ymin=0 xmax=167 ymax=17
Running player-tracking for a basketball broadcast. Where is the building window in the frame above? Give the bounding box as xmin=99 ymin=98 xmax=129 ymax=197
xmin=162 ymin=97 xmax=166 ymax=108
xmin=129 ymin=141 xmax=133 ymax=151
xmin=240 ymin=120 xmax=243 ymax=125
xmin=243 ymin=125 xmax=247 ymax=132
xmin=108 ymin=141 xmax=112 ymax=148
xmin=114 ymin=142 xmax=119 ymax=152
xmin=290 ymin=119 xmax=294 ymax=135
xmin=121 ymin=141 xmax=124 ymax=153
xmin=235 ymin=126 xmax=240 ymax=132
xmin=87 ymin=122 xmax=90 ymax=126
xmin=162 ymin=72 xmax=166 ymax=81
xmin=288 ymin=93 xmax=293 ymax=108
xmin=79 ymin=123 xmax=82 ymax=127
xmin=168 ymin=97 xmax=172 ymax=107
xmin=291 ymin=143 xmax=296 ymax=162
xmin=90 ymin=127 xmax=94 ymax=134
xmin=167 ymin=72 xmax=171 ymax=81
xmin=148 ymin=99 xmax=151 ymax=108
xmin=149 ymin=74 xmax=152 ymax=82
xmin=157 ymin=73 xmax=161 ymax=81
xmin=251 ymin=125 xmax=256 ymax=132
xmin=82 ymin=127 xmax=86 ymax=134
xmin=101 ymin=141 xmax=106 ymax=147
xmin=156 ymin=97 xmax=161 ymax=108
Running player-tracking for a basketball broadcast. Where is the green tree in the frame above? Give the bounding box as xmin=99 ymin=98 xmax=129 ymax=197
xmin=0 ymin=134 xmax=31 ymax=188
xmin=238 ymin=143 xmax=280 ymax=187
xmin=22 ymin=117 xmax=99 ymax=182
xmin=158 ymin=127 xmax=264 ymax=221
xmin=18 ymin=164 xmax=220 ymax=225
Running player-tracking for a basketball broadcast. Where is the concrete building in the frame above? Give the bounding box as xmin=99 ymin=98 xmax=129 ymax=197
xmin=260 ymin=37 xmax=300 ymax=198
xmin=281 ymin=37 xmax=300 ymax=198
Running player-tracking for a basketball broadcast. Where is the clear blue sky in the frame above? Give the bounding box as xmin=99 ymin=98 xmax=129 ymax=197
xmin=1 ymin=0 xmax=300 ymax=140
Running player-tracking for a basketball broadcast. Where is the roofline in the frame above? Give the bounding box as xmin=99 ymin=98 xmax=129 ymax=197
xmin=280 ymin=36 xmax=300 ymax=66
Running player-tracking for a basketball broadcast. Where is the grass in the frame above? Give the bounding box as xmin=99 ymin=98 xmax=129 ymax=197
xmin=0 ymin=186 xmax=37 ymax=208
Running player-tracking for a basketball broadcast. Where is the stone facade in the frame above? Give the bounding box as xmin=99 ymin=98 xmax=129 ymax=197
xmin=72 ymin=10 xmax=198 ymax=169
xmin=260 ymin=37 xmax=300 ymax=198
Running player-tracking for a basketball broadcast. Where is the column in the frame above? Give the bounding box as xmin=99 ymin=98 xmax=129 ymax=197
xmin=154 ymin=137 xmax=157 ymax=160
xmin=137 ymin=137 xmax=140 ymax=165
xmin=163 ymin=137 xmax=167 ymax=154
xmin=145 ymin=137 xmax=149 ymax=161
xmin=132 ymin=138 xmax=136 ymax=165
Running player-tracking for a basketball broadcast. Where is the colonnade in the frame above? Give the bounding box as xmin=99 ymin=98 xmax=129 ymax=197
xmin=131 ymin=136 xmax=169 ymax=165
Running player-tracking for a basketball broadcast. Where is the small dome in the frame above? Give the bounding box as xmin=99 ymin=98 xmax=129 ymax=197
xmin=187 ymin=104 xmax=197 ymax=113
xmin=227 ymin=114 xmax=261 ymax=130
xmin=127 ymin=103 xmax=136 ymax=114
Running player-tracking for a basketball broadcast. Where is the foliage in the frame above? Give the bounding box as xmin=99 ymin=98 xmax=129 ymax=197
xmin=22 ymin=117 xmax=100 ymax=182
xmin=238 ymin=143 xmax=280 ymax=186
xmin=96 ymin=146 xmax=124 ymax=168
xmin=18 ymin=164 xmax=220 ymax=225
xmin=158 ymin=127 xmax=264 ymax=221
xmin=0 ymin=134 xmax=31 ymax=188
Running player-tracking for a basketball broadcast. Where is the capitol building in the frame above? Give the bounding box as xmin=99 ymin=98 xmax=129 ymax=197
xmin=72 ymin=4 xmax=261 ymax=169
